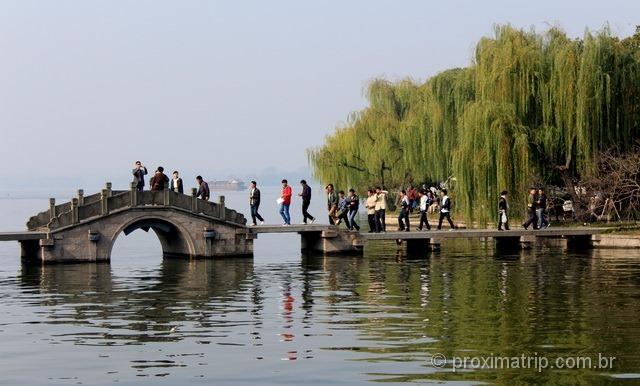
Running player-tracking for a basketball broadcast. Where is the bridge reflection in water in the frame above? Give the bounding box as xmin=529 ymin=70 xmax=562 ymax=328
xmin=10 ymin=242 xmax=640 ymax=384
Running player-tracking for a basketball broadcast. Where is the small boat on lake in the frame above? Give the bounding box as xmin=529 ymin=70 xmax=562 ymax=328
xmin=208 ymin=179 xmax=246 ymax=191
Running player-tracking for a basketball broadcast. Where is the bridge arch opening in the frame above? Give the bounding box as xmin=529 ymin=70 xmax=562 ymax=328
xmin=109 ymin=217 xmax=197 ymax=260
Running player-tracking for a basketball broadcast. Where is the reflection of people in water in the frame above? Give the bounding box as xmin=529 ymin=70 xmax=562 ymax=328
xmin=280 ymin=283 xmax=297 ymax=360
xmin=281 ymin=285 xmax=295 ymax=341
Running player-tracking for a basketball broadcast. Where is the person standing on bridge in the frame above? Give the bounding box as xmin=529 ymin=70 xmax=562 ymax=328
xmin=326 ymin=184 xmax=338 ymax=225
xmin=498 ymin=190 xmax=510 ymax=231
xmin=437 ymin=189 xmax=455 ymax=230
xmin=249 ymin=181 xmax=264 ymax=226
xmin=365 ymin=189 xmax=377 ymax=232
xmin=132 ymin=161 xmax=148 ymax=191
xmin=150 ymin=167 xmax=169 ymax=191
xmin=279 ymin=179 xmax=292 ymax=226
xmin=170 ymin=171 xmax=183 ymax=194
xmin=195 ymin=176 xmax=210 ymax=201
xmin=374 ymin=186 xmax=388 ymax=233
xmin=298 ymin=180 xmax=315 ymax=224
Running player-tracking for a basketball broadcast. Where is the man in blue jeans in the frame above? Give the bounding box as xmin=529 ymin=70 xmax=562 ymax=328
xmin=335 ymin=191 xmax=350 ymax=229
xmin=347 ymin=189 xmax=360 ymax=231
xmin=279 ymin=179 xmax=292 ymax=226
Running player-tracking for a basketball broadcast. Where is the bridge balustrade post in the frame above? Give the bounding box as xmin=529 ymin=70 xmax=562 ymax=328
xmin=219 ymin=195 xmax=226 ymax=220
xmin=101 ymin=189 xmax=109 ymax=215
xmin=130 ymin=182 xmax=138 ymax=206
xmin=191 ymin=188 xmax=198 ymax=213
xmin=49 ymin=198 xmax=56 ymax=221
xmin=77 ymin=189 xmax=84 ymax=206
xmin=105 ymin=182 xmax=112 ymax=197
xmin=164 ymin=189 xmax=170 ymax=206
xmin=71 ymin=198 xmax=79 ymax=224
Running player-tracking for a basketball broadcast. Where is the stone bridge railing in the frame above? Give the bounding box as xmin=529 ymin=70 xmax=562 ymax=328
xmin=27 ymin=182 xmax=247 ymax=231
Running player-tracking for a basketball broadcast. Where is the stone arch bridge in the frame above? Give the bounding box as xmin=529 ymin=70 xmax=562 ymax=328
xmin=21 ymin=183 xmax=252 ymax=263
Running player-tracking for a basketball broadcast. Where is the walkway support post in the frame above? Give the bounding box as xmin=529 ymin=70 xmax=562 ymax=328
xmin=406 ymin=239 xmax=430 ymax=256
xmin=566 ymin=235 xmax=593 ymax=250
xmin=105 ymin=182 xmax=112 ymax=197
xmin=77 ymin=189 xmax=84 ymax=206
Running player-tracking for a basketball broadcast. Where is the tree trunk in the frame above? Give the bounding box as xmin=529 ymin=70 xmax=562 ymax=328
xmin=556 ymin=166 xmax=588 ymax=221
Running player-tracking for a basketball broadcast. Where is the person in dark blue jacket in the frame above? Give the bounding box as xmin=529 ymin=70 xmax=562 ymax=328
xmin=298 ymin=180 xmax=315 ymax=224
xmin=132 ymin=161 xmax=148 ymax=191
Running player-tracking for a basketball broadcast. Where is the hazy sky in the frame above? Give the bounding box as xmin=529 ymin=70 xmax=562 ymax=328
xmin=1 ymin=0 xmax=638 ymax=188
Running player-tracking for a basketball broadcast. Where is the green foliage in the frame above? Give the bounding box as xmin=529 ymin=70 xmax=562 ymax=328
xmin=309 ymin=24 xmax=640 ymax=225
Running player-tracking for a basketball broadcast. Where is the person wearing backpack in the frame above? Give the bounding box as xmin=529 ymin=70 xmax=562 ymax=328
xmin=347 ymin=189 xmax=360 ymax=231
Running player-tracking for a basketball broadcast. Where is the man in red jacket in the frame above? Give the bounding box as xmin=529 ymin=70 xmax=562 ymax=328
xmin=279 ymin=179 xmax=292 ymax=226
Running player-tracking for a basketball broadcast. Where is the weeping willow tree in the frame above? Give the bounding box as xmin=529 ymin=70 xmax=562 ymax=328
xmin=309 ymin=24 xmax=640 ymax=225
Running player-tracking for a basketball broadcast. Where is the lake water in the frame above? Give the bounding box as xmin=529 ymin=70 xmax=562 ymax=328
xmin=1 ymin=189 xmax=640 ymax=385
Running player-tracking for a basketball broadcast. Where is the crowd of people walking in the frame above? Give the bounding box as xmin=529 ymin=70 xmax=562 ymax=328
xmin=326 ymin=184 xmax=457 ymax=232
xmin=132 ymin=161 xmax=553 ymax=232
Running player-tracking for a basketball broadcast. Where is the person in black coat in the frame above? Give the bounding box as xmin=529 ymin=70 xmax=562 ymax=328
xmin=298 ymin=180 xmax=315 ymax=224
xmin=437 ymin=189 xmax=455 ymax=230
xmin=347 ymin=189 xmax=360 ymax=231
xmin=170 ymin=171 xmax=184 ymax=194
xmin=249 ymin=181 xmax=264 ymax=226
xmin=132 ymin=161 xmax=148 ymax=191
xmin=498 ymin=190 xmax=510 ymax=230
